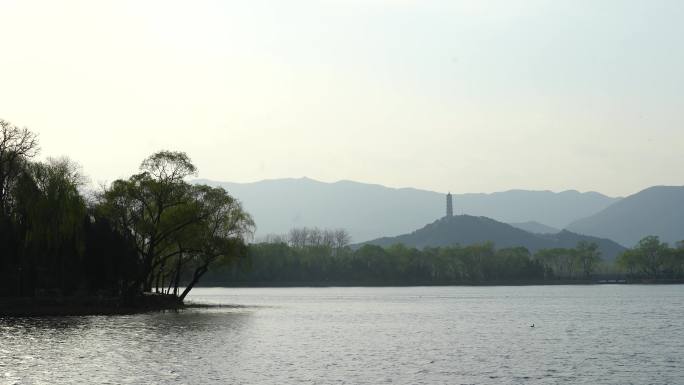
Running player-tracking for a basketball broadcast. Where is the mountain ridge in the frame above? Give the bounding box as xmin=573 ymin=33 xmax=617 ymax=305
xmin=509 ymin=221 xmax=560 ymax=234
xmin=566 ymin=185 xmax=684 ymax=247
xmin=195 ymin=177 xmax=620 ymax=243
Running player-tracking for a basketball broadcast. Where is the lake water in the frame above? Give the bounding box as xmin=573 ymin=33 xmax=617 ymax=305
xmin=1 ymin=285 xmax=683 ymax=384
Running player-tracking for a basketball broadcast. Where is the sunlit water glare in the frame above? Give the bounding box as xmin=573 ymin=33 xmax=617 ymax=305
xmin=1 ymin=285 xmax=683 ymax=384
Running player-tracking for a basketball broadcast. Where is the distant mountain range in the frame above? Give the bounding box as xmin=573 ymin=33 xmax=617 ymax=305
xmin=196 ymin=178 xmax=619 ymax=243
xmin=566 ymin=186 xmax=684 ymax=247
xmin=361 ymin=215 xmax=626 ymax=261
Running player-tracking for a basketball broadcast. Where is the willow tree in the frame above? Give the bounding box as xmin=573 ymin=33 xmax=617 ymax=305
xmin=173 ymin=185 xmax=254 ymax=300
xmin=11 ymin=157 xmax=87 ymax=294
xmin=98 ymin=151 xmax=253 ymax=299
xmin=0 ymin=119 xmax=39 ymax=292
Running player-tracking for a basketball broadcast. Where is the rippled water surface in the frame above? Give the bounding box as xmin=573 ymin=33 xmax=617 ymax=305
xmin=2 ymin=285 xmax=683 ymax=384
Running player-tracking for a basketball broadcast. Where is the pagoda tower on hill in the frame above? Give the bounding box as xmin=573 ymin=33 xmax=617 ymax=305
xmin=446 ymin=192 xmax=453 ymax=217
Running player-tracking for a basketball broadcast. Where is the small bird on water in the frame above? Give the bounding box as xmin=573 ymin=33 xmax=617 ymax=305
xmin=530 ymin=323 xmax=535 ymax=328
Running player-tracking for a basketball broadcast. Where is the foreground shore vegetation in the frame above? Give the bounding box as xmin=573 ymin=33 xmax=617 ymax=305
xmin=0 ymin=119 xmax=253 ymax=312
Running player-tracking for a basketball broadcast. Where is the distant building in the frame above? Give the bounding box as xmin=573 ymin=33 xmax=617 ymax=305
xmin=446 ymin=192 xmax=453 ymax=217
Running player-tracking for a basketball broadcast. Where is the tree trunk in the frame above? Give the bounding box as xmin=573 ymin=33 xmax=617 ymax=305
xmin=159 ymin=262 xmax=165 ymax=294
xmin=178 ymin=265 xmax=208 ymax=302
xmin=173 ymin=253 xmax=182 ymax=297
xmin=141 ymin=246 xmax=155 ymax=292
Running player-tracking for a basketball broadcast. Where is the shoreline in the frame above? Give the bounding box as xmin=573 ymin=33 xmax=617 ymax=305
xmin=0 ymin=293 xmax=184 ymax=317
xmin=3 ymin=279 xmax=682 ymax=317
xmin=194 ymin=278 xmax=684 ymax=288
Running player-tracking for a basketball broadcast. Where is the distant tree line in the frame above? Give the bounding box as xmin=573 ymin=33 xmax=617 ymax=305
xmin=260 ymin=227 xmax=351 ymax=252
xmin=0 ymin=119 xmax=253 ymax=301
xmin=205 ymin=234 xmax=606 ymax=284
xmin=533 ymin=241 xmax=603 ymax=279
xmin=616 ymin=236 xmax=684 ymax=279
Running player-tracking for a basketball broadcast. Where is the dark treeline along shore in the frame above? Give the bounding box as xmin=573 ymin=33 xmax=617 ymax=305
xmin=203 ymin=228 xmax=684 ymax=286
xmin=0 ymin=119 xmax=254 ymax=315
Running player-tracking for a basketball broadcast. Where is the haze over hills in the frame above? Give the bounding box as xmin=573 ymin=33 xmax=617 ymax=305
xmin=566 ymin=186 xmax=684 ymax=247
xmin=362 ymin=215 xmax=627 ymax=261
xmin=197 ymin=178 xmax=619 ymax=243
xmin=508 ymin=221 xmax=561 ymax=234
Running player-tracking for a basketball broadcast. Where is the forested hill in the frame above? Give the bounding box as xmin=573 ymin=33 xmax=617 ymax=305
xmin=361 ymin=215 xmax=626 ymax=261
xmin=567 ymin=186 xmax=684 ymax=247
xmin=196 ymin=178 xmax=619 ymax=242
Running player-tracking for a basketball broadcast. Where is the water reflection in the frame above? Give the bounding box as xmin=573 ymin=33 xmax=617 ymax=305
xmin=1 ymin=308 xmax=254 ymax=385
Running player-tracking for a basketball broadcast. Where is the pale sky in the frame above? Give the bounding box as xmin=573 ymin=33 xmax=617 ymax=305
xmin=1 ymin=0 xmax=683 ymax=197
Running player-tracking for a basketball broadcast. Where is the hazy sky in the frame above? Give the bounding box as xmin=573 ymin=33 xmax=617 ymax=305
xmin=1 ymin=0 xmax=683 ymax=197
